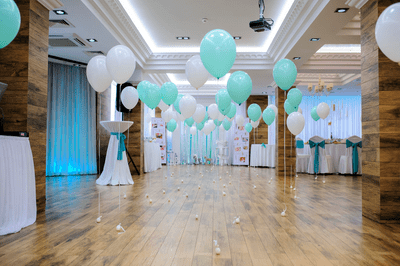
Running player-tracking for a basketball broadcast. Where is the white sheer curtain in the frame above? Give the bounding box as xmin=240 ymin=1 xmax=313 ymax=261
xmin=268 ymin=96 xmax=276 ymax=145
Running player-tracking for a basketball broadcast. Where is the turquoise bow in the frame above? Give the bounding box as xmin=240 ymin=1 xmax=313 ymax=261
xmin=296 ymin=140 xmax=304 ymax=149
xmin=346 ymin=139 xmax=362 ymax=174
xmin=111 ymin=132 xmax=126 ymax=160
xmin=261 ymin=143 xmax=266 ymax=148
xmin=309 ymin=140 xmax=325 ymax=173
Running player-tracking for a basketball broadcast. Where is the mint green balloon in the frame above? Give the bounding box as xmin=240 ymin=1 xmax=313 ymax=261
xmin=263 ymin=108 xmax=275 ymax=126
xmin=196 ymin=122 xmax=204 ymax=130
xmin=287 ymin=88 xmax=302 ymax=106
xmin=273 ymin=59 xmax=297 ymax=91
xmin=160 ymin=82 xmax=178 ymax=105
xmin=145 ymin=83 xmax=161 ymax=109
xmin=173 ymin=94 xmax=184 ymax=114
xmin=284 ymin=99 xmax=298 ymax=115
xmin=218 ymin=102 xmax=231 ymax=115
xmin=222 ymin=119 xmax=231 ymax=131
xmin=311 ymin=106 xmax=320 ymax=121
xmin=226 ymin=103 xmax=236 ymax=119
xmin=185 ymin=117 xmax=194 ymax=127
xmin=247 ymin=104 xmax=261 ymax=122
xmin=214 ymin=119 xmax=222 ymax=126
xmin=215 ymin=89 xmax=231 ymax=111
xmin=227 ymin=71 xmax=252 ymax=105
xmin=0 ymin=0 xmax=21 ymax=49
xmin=200 ymin=29 xmax=236 ymax=79
xmin=137 ymin=80 xmax=150 ymax=102
xmin=245 ymin=123 xmax=252 ymax=133
xmin=167 ymin=119 xmax=177 ymax=132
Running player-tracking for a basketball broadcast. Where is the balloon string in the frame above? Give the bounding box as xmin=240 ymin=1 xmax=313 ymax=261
xmin=98 ymin=95 xmax=101 ymax=175
xmin=283 ymin=91 xmax=287 ymax=213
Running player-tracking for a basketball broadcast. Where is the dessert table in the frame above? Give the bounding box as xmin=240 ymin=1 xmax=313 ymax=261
xmin=144 ymin=141 xmax=162 ymax=172
xmin=250 ymin=144 xmax=275 ymax=167
xmin=96 ymin=121 xmax=134 ymax=186
xmin=0 ymin=135 xmax=36 ymax=235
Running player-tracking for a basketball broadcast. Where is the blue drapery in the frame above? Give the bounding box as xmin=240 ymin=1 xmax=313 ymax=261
xmin=46 ymin=62 xmax=97 ymax=176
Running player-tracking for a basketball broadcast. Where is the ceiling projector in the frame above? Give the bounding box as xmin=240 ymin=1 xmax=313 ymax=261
xmin=250 ymin=0 xmax=274 ymax=32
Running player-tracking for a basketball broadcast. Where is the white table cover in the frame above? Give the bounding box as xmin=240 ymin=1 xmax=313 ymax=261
xmin=96 ymin=121 xmax=134 ymax=186
xmin=0 ymin=136 xmax=36 ymax=235
xmin=303 ymin=144 xmax=347 ymax=173
xmin=250 ymin=144 xmax=275 ymax=167
xmin=144 ymin=142 xmax=162 ymax=172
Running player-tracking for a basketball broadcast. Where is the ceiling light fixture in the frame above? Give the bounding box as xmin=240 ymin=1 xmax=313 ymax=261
xmin=335 ymin=8 xmax=349 ymax=13
xmin=176 ymin=37 xmax=190 ymax=40
xmin=262 ymin=91 xmax=267 ymax=95
xmin=87 ymin=38 xmax=97 ymax=43
xmin=54 ymin=10 xmax=67 ymax=15
xmin=293 ymin=57 xmax=301 ymax=60
xmin=233 ymin=36 xmax=241 ymax=40
xmin=310 ymin=38 xmax=320 ymax=42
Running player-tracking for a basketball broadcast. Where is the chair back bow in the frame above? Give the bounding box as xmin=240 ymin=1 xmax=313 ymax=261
xmin=296 ymin=140 xmax=304 ymax=149
xmin=111 ymin=132 xmax=126 ymax=160
xmin=261 ymin=143 xmax=266 ymax=148
xmin=309 ymin=140 xmax=325 ymax=173
xmin=346 ymin=139 xmax=362 ymax=174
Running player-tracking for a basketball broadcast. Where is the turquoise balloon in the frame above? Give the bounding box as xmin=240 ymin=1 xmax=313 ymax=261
xmin=145 ymin=83 xmax=161 ymax=109
xmin=185 ymin=117 xmax=194 ymax=127
xmin=160 ymin=82 xmax=178 ymax=105
xmin=227 ymin=71 xmax=252 ymax=105
xmin=284 ymin=99 xmax=298 ymax=115
xmin=262 ymin=108 xmax=275 ymax=126
xmin=215 ymin=89 xmax=231 ymax=111
xmin=196 ymin=122 xmax=204 ymax=130
xmin=273 ymin=59 xmax=297 ymax=91
xmin=201 ymin=112 xmax=209 ymax=124
xmin=311 ymin=106 xmax=320 ymax=121
xmin=247 ymin=103 xmax=261 ymax=122
xmin=245 ymin=123 xmax=252 ymax=133
xmin=226 ymin=103 xmax=236 ymax=119
xmin=222 ymin=119 xmax=231 ymax=131
xmin=200 ymin=29 xmax=236 ymax=79
xmin=173 ymin=94 xmax=184 ymax=114
xmin=167 ymin=119 xmax=177 ymax=132
xmin=137 ymin=80 xmax=151 ymax=102
xmin=0 ymin=0 xmax=21 ymax=49
xmin=218 ymin=102 xmax=231 ymax=115
xmin=287 ymin=88 xmax=302 ymax=107
xmin=214 ymin=119 xmax=222 ymax=126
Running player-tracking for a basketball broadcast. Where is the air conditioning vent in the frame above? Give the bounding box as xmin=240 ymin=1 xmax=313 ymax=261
xmin=49 ymin=34 xmax=64 ymax=38
xmin=74 ymin=38 xmax=86 ymax=47
xmin=49 ymin=38 xmax=78 ymax=47
xmin=84 ymin=51 xmax=105 ymax=57
xmin=49 ymin=19 xmax=75 ymax=28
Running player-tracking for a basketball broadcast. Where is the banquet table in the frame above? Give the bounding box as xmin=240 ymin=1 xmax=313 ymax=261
xmin=144 ymin=141 xmax=162 ymax=172
xmin=250 ymin=144 xmax=275 ymax=167
xmin=301 ymin=143 xmax=347 ymax=173
xmin=0 ymin=135 xmax=36 ymax=235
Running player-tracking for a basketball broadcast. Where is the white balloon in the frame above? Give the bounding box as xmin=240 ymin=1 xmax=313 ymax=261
xmin=298 ymin=107 xmax=302 ymax=114
xmin=121 ymin=86 xmax=139 ymax=109
xmin=176 ymin=111 xmax=185 ymax=122
xmin=86 ymin=55 xmax=113 ymax=92
xmin=236 ymin=115 xmax=245 ymax=127
xmin=375 ymin=3 xmax=400 ymax=63
xmin=158 ymin=100 xmax=169 ymax=112
xmin=226 ymin=116 xmax=234 ymax=122
xmin=185 ymin=55 xmax=209 ymax=89
xmin=179 ymin=95 xmax=197 ymax=119
xmin=207 ymin=104 xmax=219 ymax=120
xmin=161 ymin=107 xmax=174 ymax=122
xmin=192 ymin=104 xmax=206 ymax=123
xmin=287 ymin=112 xmax=305 ymax=136
xmin=217 ymin=112 xmax=225 ymax=122
xmin=317 ymin=102 xmax=330 ymax=119
xmin=209 ymin=122 xmax=216 ymax=131
xmin=267 ymin=104 xmax=278 ymax=117
xmin=251 ymin=120 xmax=259 ymax=128
xmin=190 ymin=126 xmax=197 ymax=135
xmin=106 ymin=45 xmax=136 ymax=84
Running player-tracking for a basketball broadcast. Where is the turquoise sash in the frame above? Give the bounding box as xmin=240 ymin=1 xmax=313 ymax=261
xmin=111 ymin=132 xmax=126 ymax=160
xmin=261 ymin=143 xmax=266 ymax=148
xmin=309 ymin=140 xmax=325 ymax=173
xmin=296 ymin=140 xmax=304 ymax=149
xmin=346 ymin=139 xmax=362 ymax=174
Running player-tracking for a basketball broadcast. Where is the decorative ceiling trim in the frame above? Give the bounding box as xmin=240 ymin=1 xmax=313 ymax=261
xmin=345 ymin=0 xmax=368 ymax=9
xmin=296 ymin=73 xmax=360 ymax=86
xmin=298 ymin=53 xmax=361 ymax=74
xmin=37 ymin=0 xmax=63 ymax=10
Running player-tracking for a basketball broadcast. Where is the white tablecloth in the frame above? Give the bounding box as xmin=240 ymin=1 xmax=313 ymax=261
xmin=144 ymin=142 xmax=162 ymax=172
xmin=250 ymin=144 xmax=275 ymax=167
xmin=302 ymin=144 xmax=347 ymax=173
xmin=0 ymin=136 xmax=36 ymax=235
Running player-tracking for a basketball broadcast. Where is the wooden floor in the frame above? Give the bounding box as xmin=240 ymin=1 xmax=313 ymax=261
xmin=1 ymin=165 xmax=400 ymax=266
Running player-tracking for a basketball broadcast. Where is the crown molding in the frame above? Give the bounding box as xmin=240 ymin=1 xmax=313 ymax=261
xmin=37 ymin=0 xmax=63 ymax=10
xmin=345 ymin=0 xmax=368 ymax=9
xmin=175 ymin=85 xmax=226 ymax=96
xmin=296 ymin=73 xmax=360 ymax=86
xmin=298 ymin=53 xmax=361 ymax=74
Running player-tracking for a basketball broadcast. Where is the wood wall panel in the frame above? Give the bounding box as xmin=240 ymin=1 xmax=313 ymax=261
xmin=124 ymin=101 xmax=143 ymax=175
xmin=96 ymin=89 xmax=112 ymax=173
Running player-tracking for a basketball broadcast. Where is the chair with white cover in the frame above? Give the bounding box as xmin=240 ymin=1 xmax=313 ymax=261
xmin=338 ymin=135 xmax=362 ymax=175
xmin=296 ymin=138 xmax=310 ymax=173
xmin=216 ymin=140 xmax=229 ymax=165
xmin=307 ymin=136 xmax=333 ymax=177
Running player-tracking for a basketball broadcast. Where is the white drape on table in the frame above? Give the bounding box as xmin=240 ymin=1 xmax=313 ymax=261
xmin=144 ymin=142 xmax=162 ymax=172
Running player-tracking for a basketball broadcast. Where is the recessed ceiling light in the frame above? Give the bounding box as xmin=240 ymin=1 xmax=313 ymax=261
xmin=233 ymin=36 xmax=241 ymax=40
xmin=335 ymin=8 xmax=349 ymax=13
xmin=310 ymin=38 xmax=320 ymax=42
xmin=176 ymin=37 xmax=190 ymax=40
xmin=262 ymin=91 xmax=267 ymax=95
xmin=54 ymin=10 xmax=67 ymax=15
xmin=293 ymin=57 xmax=301 ymax=60
xmin=86 ymin=38 xmax=97 ymax=43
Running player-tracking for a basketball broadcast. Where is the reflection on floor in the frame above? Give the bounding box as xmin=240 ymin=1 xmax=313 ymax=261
xmin=1 ymin=165 xmax=400 ymax=265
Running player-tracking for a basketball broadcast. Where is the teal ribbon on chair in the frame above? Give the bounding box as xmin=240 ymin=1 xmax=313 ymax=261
xmin=296 ymin=140 xmax=304 ymax=149
xmin=346 ymin=139 xmax=362 ymax=174
xmin=309 ymin=140 xmax=325 ymax=173
xmin=111 ymin=132 xmax=126 ymax=160
xmin=261 ymin=143 xmax=266 ymax=148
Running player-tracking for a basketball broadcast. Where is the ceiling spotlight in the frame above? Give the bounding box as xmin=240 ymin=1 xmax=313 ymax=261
xmin=176 ymin=37 xmax=190 ymax=40
xmin=310 ymin=38 xmax=320 ymax=42
xmin=54 ymin=10 xmax=67 ymax=15
xmin=233 ymin=36 xmax=241 ymax=40
xmin=87 ymin=38 xmax=97 ymax=43
xmin=293 ymin=57 xmax=301 ymax=60
xmin=335 ymin=8 xmax=349 ymax=13
xmin=262 ymin=91 xmax=267 ymax=95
